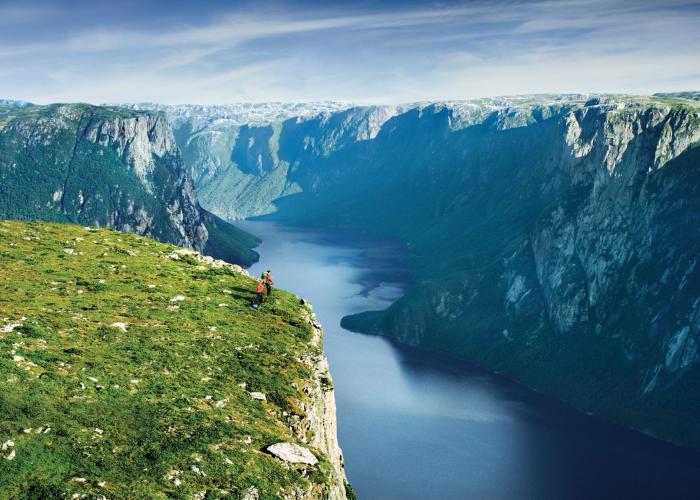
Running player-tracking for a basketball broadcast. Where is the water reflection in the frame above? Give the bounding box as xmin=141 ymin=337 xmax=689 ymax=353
xmin=239 ymin=220 xmax=700 ymax=500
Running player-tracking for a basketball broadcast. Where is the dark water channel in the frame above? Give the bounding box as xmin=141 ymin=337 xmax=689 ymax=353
xmin=240 ymin=220 xmax=700 ymax=500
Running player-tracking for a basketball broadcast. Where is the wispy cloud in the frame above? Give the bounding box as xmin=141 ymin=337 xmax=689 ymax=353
xmin=0 ymin=0 xmax=698 ymax=103
xmin=12 ymin=3 xmax=497 ymax=56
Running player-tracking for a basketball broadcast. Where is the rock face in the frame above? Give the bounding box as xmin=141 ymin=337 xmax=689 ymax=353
xmin=145 ymin=103 xmax=401 ymax=219
xmin=0 ymin=102 xmax=259 ymax=265
xmin=288 ymin=306 xmax=348 ymax=500
xmin=157 ymin=94 xmax=700 ymax=448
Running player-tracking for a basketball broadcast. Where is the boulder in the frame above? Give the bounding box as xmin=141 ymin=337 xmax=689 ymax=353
xmin=242 ymin=486 xmax=259 ymax=500
xmin=265 ymin=442 xmax=318 ymax=466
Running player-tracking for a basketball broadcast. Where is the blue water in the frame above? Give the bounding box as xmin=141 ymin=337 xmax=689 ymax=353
xmin=241 ymin=220 xmax=700 ymax=500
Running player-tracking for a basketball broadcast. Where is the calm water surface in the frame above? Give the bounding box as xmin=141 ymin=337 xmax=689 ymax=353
xmin=240 ymin=220 xmax=700 ymax=500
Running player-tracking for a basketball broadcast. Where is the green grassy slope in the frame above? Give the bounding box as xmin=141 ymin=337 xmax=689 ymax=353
xmin=0 ymin=221 xmax=337 ymax=499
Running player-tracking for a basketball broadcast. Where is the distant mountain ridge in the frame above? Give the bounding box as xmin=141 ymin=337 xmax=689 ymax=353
xmin=0 ymin=102 xmax=259 ymax=265
xmin=144 ymin=93 xmax=700 ymax=448
xmin=654 ymin=91 xmax=700 ymax=101
xmin=140 ymin=94 xmax=688 ymax=220
xmin=118 ymin=102 xmax=356 ymax=127
xmin=0 ymin=99 xmax=32 ymax=107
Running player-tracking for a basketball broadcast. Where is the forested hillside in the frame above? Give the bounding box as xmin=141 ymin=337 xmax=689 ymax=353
xmin=0 ymin=102 xmax=259 ymax=266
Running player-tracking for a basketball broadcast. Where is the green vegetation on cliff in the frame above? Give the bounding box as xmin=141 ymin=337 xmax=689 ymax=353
xmin=0 ymin=221 xmax=339 ymax=498
xmin=0 ymin=102 xmax=259 ymax=267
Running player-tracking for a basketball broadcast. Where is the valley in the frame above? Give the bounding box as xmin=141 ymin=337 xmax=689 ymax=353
xmin=155 ymin=94 xmax=700 ymax=448
xmin=2 ymin=93 xmax=699 ymax=498
xmin=241 ymin=219 xmax=700 ymax=500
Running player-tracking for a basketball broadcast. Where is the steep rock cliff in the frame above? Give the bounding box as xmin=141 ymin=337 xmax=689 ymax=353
xmin=154 ymin=105 xmax=400 ymax=220
xmin=0 ymin=102 xmax=259 ymax=265
xmin=161 ymin=94 xmax=700 ymax=447
xmin=293 ymin=306 xmax=349 ymax=499
xmin=341 ymin=98 xmax=700 ymax=447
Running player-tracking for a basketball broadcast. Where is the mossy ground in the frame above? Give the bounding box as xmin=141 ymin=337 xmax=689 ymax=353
xmin=0 ymin=220 xmax=332 ymax=499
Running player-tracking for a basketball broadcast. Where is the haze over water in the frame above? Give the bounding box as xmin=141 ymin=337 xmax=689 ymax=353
xmin=242 ymin=220 xmax=700 ymax=500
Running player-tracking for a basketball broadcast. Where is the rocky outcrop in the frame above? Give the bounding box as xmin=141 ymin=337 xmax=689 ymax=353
xmin=0 ymin=102 xmax=259 ymax=265
xmin=289 ymin=305 xmax=348 ymax=500
xmin=82 ymin=111 xmax=210 ymax=251
xmin=163 ymin=248 xmax=348 ymax=497
xmin=265 ymin=443 xmax=319 ymax=466
xmin=165 ymin=247 xmax=250 ymax=276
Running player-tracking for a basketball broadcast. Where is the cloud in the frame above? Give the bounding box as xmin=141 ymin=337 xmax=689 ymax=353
xmin=0 ymin=0 xmax=698 ymax=104
xmin=29 ymin=3 xmax=497 ymax=56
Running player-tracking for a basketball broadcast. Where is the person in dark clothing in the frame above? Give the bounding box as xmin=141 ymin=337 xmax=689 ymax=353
xmin=264 ymin=270 xmax=274 ymax=297
xmin=260 ymin=271 xmax=269 ymax=297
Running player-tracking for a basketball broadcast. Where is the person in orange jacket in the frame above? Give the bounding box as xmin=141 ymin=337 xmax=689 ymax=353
xmin=254 ymin=279 xmax=265 ymax=307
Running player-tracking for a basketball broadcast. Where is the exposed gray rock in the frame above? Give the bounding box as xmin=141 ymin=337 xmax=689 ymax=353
xmin=80 ymin=111 xmax=211 ymax=252
xmin=1 ymin=317 xmax=26 ymax=333
xmin=265 ymin=442 xmax=318 ymax=466
xmin=285 ymin=307 xmax=348 ymax=499
xmin=0 ymin=102 xmax=259 ymax=266
xmin=242 ymin=486 xmax=259 ymax=500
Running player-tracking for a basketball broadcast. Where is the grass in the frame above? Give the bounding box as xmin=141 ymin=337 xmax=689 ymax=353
xmin=0 ymin=220 xmax=335 ymax=499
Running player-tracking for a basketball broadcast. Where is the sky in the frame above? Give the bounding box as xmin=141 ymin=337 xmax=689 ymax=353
xmin=1 ymin=0 xmax=699 ymax=104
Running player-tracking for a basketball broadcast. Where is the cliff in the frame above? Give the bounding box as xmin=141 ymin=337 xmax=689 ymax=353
xmin=0 ymin=102 xmax=259 ymax=266
xmin=294 ymin=307 xmax=349 ymax=499
xmin=139 ymin=103 xmax=400 ymax=220
xmin=158 ymin=94 xmax=700 ymax=448
xmin=341 ymin=98 xmax=700 ymax=446
xmin=0 ymin=220 xmax=348 ymax=498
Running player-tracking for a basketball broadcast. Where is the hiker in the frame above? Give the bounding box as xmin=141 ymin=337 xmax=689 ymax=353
xmin=264 ymin=270 xmax=274 ymax=297
xmin=254 ymin=279 xmax=265 ymax=307
xmin=260 ymin=271 xmax=269 ymax=295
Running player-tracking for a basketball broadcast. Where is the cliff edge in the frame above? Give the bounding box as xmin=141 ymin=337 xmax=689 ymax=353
xmin=0 ymin=220 xmax=348 ymax=498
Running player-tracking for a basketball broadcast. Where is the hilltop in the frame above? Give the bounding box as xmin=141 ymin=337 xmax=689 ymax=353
xmin=119 ymin=102 xmax=356 ymax=128
xmin=0 ymin=220 xmax=348 ymax=499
